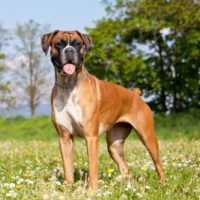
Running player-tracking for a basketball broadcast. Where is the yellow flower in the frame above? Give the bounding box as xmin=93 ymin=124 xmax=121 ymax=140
xmin=141 ymin=166 xmax=147 ymax=171
xmin=178 ymin=154 xmax=184 ymax=160
xmin=172 ymin=162 xmax=176 ymax=165
xmin=17 ymin=184 xmax=23 ymax=189
xmin=24 ymin=174 xmax=29 ymax=178
xmin=53 ymin=157 xmax=59 ymax=161
xmin=8 ymin=150 xmax=12 ymax=155
xmin=192 ymin=137 xmax=195 ymax=141
xmin=198 ymin=158 xmax=200 ymax=162
xmin=107 ymin=168 xmax=113 ymax=174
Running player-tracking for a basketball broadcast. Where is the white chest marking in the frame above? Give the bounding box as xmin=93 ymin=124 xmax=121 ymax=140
xmin=54 ymin=88 xmax=83 ymax=137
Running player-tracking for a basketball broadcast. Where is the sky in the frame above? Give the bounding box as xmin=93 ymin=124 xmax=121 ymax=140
xmin=0 ymin=0 xmax=106 ymax=33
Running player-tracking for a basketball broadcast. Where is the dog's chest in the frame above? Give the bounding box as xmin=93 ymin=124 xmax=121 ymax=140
xmin=53 ymin=88 xmax=83 ymax=137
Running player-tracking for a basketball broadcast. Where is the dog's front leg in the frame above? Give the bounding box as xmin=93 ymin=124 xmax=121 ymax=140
xmin=85 ymin=136 xmax=99 ymax=188
xmin=58 ymin=127 xmax=74 ymax=184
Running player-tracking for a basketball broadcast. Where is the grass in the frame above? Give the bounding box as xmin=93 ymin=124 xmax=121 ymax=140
xmin=0 ymin=111 xmax=199 ymax=199
xmin=0 ymin=139 xmax=199 ymax=199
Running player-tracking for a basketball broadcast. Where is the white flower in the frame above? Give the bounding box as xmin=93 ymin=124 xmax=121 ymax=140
xmin=56 ymin=181 xmax=61 ymax=186
xmin=17 ymin=178 xmax=24 ymax=184
xmin=10 ymin=183 xmax=15 ymax=189
xmin=26 ymin=179 xmax=34 ymax=185
xmin=59 ymin=195 xmax=65 ymax=200
xmin=136 ymin=193 xmax=142 ymax=198
xmin=43 ymin=194 xmax=49 ymax=199
xmin=6 ymin=193 xmax=12 ymax=197
xmin=4 ymin=183 xmax=9 ymax=187
xmin=6 ymin=190 xmax=17 ymax=198
xmin=127 ymin=183 xmax=131 ymax=189
xmin=145 ymin=185 xmax=151 ymax=190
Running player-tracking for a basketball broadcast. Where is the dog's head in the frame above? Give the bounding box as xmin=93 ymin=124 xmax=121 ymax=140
xmin=41 ymin=30 xmax=92 ymax=75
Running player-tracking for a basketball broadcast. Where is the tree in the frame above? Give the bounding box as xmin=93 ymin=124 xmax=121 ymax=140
xmin=0 ymin=24 xmax=15 ymax=108
xmin=14 ymin=20 xmax=50 ymax=117
xmin=85 ymin=0 xmax=200 ymax=113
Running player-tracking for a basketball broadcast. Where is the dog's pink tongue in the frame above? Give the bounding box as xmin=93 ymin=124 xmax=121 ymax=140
xmin=63 ymin=64 xmax=76 ymax=75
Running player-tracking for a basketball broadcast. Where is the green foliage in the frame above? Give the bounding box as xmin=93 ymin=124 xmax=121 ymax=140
xmin=85 ymin=0 xmax=200 ymax=113
xmin=0 ymin=24 xmax=15 ymax=107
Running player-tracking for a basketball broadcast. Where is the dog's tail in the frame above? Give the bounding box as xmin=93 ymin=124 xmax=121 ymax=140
xmin=132 ymin=88 xmax=141 ymax=95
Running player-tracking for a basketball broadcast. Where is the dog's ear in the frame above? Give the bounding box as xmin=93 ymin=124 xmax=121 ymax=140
xmin=41 ymin=30 xmax=59 ymax=55
xmin=75 ymin=31 xmax=93 ymax=52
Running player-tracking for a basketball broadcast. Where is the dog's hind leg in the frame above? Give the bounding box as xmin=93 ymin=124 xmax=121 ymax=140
xmin=106 ymin=122 xmax=132 ymax=177
xmin=129 ymin=100 xmax=166 ymax=182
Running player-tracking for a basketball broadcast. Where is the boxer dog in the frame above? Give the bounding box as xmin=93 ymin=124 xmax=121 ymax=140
xmin=41 ymin=30 xmax=166 ymax=188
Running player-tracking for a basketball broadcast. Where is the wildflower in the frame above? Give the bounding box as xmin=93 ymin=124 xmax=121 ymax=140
xmin=17 ymin=184 xmax=23 ymax=189
xmin=136 ymin=193 xmax=143 ymax=198
xmin=4 ymin=183 xmax=9 ymax=187
xmin=59 ymin=195 xmax=65 ymax=200
xmin=120 ymin=194 xmax=128 ymax=199
xmin=8 ymin=150 xmax=12 ymax=155
xmin=145 ymin=185 xmax=151 ymax=190
xmin=10 ymin=183 xmax=15 ymax=189
xmin=6 ymin=190 xmax=17 ymax=198
xmin=172 ymin=162 xmax=176 ymax=165
xmin=192 ymin=137 xmax=195 ymax=141
xmin=127 ymin=183 xmax=132 ymax=189
xmin=141 ymin=166 xmax=147 ymax=171
xmin=107 ymin=168 xmax=113 ymax=177
xmin=107 ymin=168 xmax=113 ymax=174
xmin=178 ymin=154 xmax=184 ymax=160
xmin=43 ymin=194 xmax=49 ymax=199
xmin=25 ymin=179 xmax=34 ymax=185
xmin=56 ymin=181 xmax=61 ymax=186
xmin=17 ymin=178 xmax=24 ymax=184
xmin=24 ymin=174 xmax=29 ymax=178
xmin=53 ymin=157 xmax=59 ymax=161
xmin=198 ymin=158 xmax=200 ymax=163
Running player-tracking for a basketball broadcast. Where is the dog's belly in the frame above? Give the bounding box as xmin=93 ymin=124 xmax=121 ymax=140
xmin=53 ymin=88 xmax=83 ymax=137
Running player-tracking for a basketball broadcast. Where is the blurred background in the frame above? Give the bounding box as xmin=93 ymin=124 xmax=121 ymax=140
xmin=0 ymin=0 xmax=199 ymax=140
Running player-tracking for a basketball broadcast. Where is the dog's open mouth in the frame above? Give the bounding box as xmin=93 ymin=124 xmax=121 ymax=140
xmin=56 ymin=60 xmax=76 ymax=75
xmin=63 ymin=61 xmax=76 ymax=75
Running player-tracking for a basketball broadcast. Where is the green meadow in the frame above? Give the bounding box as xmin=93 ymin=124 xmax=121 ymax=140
xmin=0 ymin=110 xmax=199 ymax=199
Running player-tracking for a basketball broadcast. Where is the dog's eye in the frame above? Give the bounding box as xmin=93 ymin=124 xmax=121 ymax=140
xmin=73 ymin=39 xmax=81 ymax=46
xmin=55 ymin=39 xmax=65 ymax=48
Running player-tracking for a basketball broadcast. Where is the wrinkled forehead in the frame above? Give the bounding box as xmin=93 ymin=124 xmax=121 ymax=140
xmin=52 ymin=31 xmax=82 ymax=43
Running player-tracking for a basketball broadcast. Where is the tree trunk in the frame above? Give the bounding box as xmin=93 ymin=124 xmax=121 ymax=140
xmin=31 ymin=105 xmax=35 ymax=118
xmin=157 ymin=32 xmax=167 ymax=113
xmin=161 ymin=88 xmax=167 ymax=113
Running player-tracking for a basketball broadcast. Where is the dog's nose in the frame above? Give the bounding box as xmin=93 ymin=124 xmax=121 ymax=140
xmin=65 ymin=47 xmax=75 ymax=56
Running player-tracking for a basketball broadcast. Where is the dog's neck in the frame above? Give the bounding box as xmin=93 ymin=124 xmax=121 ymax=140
xmin=54 ymin=65 xmax=87 ymax=90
